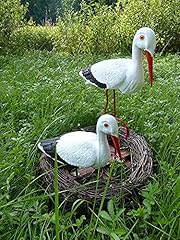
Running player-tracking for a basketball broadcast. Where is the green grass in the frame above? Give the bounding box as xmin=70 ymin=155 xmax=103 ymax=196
xmin=0 ymin=51 xmax=179 ymax=239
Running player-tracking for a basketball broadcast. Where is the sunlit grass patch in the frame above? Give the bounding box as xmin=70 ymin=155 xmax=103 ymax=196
xmin=0 ymin=52 xmax=179 ymax=239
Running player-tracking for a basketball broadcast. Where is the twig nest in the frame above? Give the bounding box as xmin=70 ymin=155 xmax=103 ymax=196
xmin=38 ymin=127 xmax=153 ymax=204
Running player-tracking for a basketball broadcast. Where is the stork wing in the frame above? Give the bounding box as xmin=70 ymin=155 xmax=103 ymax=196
xmin=38 ymin=136 xmax=65 ymax=163
xmin=56 ymin=131 xmax=97 ymax=168
xmin=91 ymin=58 xmax=131 ymax=89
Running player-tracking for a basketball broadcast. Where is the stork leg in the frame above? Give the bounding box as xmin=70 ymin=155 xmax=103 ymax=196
xmin=113 ymin=89 xmax=116 ymax=117
xmin=105 ymin=89 xmax=129 ymax=139
xmin=112 ymin=90 xmax=129 ymax=139
xmin=104 ymin=89 xmax=109 ymax=114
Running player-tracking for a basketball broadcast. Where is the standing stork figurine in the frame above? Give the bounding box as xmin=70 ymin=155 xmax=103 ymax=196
xmin=79 ymin=27 xmax=156 ymax=119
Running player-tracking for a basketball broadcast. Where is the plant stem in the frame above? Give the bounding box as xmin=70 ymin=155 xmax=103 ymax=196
xmin=87 ymin=167 xmax=101 ymax=240
xmin=54 ymin=149 xmax=60 ymax=240
xmin=93 ymin=162 xmax=115 ymax=235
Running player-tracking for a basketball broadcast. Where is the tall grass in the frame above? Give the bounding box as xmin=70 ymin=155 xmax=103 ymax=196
xmin=0 ymin=51 xmax=179 ymax=239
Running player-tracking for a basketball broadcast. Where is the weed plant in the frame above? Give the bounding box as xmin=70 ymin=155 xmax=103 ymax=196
xmin=0 ymin=52 xmax=179 ymax=239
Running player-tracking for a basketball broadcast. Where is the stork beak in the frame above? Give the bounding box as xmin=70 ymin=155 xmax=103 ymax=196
xmin=145 ymin=50 xmax=153 ymax=87
xmin=111 ymin=135 xmax=122 ymax=160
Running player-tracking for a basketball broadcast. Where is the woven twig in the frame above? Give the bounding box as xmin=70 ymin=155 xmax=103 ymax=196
xmin=38 ymin=127 xmax=153 ymax=203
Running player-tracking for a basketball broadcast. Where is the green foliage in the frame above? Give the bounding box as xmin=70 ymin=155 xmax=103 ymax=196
xmin=56 ymin=3 xmax=122 ymax=54
xmin=127 ymin=179 xmax=180 ymax=239
xmin=59 ymin=0 xmax=117 ymax=14
xmin=55 ymin=0 xmax=179 ymax=54
xmin=119 ymin=0 xmax=180 ymax=53
xmin=0 ymin=0 xmax=26 ymax=51
xmin=9 ymin=25 xmax=60 ymax=52
xmin=0 ymin=52 xmax=179 ymax=239
xmin=1 ymin=0 xmax=179 ymax=54
xmin=97 ymin=199 xmax=127 ymax=239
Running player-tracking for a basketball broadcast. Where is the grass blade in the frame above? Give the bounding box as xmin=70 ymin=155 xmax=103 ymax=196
xmin=54 ymin=148 xmax=60 ymax=240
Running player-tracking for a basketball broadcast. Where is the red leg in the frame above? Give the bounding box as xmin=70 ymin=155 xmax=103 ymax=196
xmin=106 ymin=89 xmax=129 ymax=139
xmin=112 ymin=90 xmax=129 ymax=139
xmin=113 ymin=89 xmax=116 ymax=117
xmin=115 ymin=116 xmax=129 ymax=139
xmin=104 ymin=89 xmax=109 ymax=114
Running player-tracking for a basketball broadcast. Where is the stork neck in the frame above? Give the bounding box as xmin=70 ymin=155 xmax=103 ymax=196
xmin=97 ymin=131 xmax=108 ymax=149
xmin=132 ymin=42 xmax=143 ymax=65
xmin=96 ymin=130 xmax=109 ymax=162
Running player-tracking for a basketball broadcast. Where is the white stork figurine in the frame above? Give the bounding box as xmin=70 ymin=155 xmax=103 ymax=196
xmin=38 ymin=114 xmax=122 ymax=171
xmin=79 ymin=27 xmax=156 ymax=116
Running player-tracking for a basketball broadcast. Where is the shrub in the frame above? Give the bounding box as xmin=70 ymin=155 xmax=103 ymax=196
xmin=84 ymin=4 xmax=121 ymax=54
xmin=9 ymin=25 xmax=61 ymax=52
xmin=0 ymin=0 xmax=26 ymax=52
xmin=119 ymin=0 xmax=180 ymax=53
xmin=56 ymin=4 xmax=122 ymax=54
xmin=55 ymin=0 xmax=179 ymax=54
xmin=55 ymin=12 xmax=88 ymax=54
xmin=3 ymin=0 xmax=179 ymax=54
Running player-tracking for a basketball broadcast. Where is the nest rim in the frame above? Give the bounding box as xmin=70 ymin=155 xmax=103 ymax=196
xmin=38 ymin=127 xmax=153 ymax=204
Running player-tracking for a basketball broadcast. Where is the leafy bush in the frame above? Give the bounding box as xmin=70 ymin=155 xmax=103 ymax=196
xmin=2 ymin=0 xmax=179 ymax=54
xmin=55 ymin=0 xmax=179 ymax=54
xmin=119 ymin=0 xmax=180 ymax=53
xmin=0 ymin=0 xmax=26 ymax=52
xmin=55 ymin=4 xmax=122 ymax=54
xmin=9 ymin=25 xmax=61 ymax=52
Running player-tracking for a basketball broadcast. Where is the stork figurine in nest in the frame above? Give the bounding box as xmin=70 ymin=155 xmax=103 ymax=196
xmin=38 ymin=114 xmax=122 ymax=176
xmin=79 ymin=27 xmax=156 ymax=117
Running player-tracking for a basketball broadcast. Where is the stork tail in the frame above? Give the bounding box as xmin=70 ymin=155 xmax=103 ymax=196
xmin=38 ymin=136 xmax=60 ymax=160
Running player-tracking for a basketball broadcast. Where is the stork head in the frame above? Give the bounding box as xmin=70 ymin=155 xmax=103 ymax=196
xmin=134 ymin=27 xmax=156 ymax=87
xmin=97 ymin=114 xmax=121 ymax=159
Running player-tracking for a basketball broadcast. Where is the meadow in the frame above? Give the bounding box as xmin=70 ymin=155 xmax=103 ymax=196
xmin=0 ymin=51 xmax=179 ymax=239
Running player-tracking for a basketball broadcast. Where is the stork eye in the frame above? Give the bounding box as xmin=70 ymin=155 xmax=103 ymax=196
xmin=139 ymin=35 xmax=145 ymax=40
xmin=104 ymin=123 xmax=109 ymax=128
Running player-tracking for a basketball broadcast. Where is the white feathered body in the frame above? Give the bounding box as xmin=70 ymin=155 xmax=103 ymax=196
xmin=90 ymin=58 xmax=144 ymax=94
xmin=56 ymin=131 xmax=110 ymax=168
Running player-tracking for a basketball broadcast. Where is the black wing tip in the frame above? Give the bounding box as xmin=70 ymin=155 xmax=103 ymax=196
xmin=38 ymin=139 xmax=68 ymax=164
xmin=81 ymin=66 xmax=91 ymax=74
xmin=38 ymin=137 xmax=60 ymax=159
xmin=80 ymin=66 xmax=107 ymax=89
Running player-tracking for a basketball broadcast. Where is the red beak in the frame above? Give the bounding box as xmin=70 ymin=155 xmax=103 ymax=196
xmin=145 ymin=50 xmax=153 ymax=87
xmin=111 ymin=135 xmax=122 ymax=160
